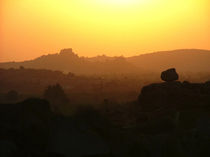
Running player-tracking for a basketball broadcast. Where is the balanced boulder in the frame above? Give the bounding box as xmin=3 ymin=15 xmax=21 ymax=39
xmin=161 ymin=68 xmax=179 ymax=82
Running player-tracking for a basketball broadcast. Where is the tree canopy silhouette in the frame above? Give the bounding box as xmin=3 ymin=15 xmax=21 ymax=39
xmin=43 ymin=84 xmax=69 ymax=106
xmin=5 ymin=90 xmax=19 ymax=102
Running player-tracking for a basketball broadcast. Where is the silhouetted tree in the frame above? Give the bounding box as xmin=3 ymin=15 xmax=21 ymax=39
xmin=19 ymin=66 xmax=25 ymax=70
xmin=5 ymin=90 xmax=19 ymax=102
xmin=43 ymin=84 xmax=69 ymax=111
xmin=67 ymin=72 xmax=75 ymax=77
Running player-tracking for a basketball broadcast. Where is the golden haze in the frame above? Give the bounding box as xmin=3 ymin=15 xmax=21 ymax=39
xmin=0 ymin=0 xmax=209 ymax=62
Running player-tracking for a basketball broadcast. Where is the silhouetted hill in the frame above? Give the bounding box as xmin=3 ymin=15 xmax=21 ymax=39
xmin=127 ymin=49 xmax=210 ymax=72
xmin=0 ymin=49 xmax=139 ymax=75
xmin=1 ymin=49 xmax=210 ymax=74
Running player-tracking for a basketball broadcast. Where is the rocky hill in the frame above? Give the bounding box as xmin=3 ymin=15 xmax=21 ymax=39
xmin=0 ymin=49 xmax=139 ymax=75
xmin=1 ymin=49 xmax=210 ymax=74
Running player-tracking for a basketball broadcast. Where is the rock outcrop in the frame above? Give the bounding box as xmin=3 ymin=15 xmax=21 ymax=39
xmin=135 ymin=71 xmax=210 ymax=157
xmin=161 ymin=68 xmax=179 ymax=82
xmin=138 ymin=70 xmax=210 ymax=136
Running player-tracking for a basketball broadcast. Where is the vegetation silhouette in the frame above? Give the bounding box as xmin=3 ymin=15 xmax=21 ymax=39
xmin=44 ymin=83 xmax=69 ymax=113
xmin=5 ymin=90 xmax=19 ymax=102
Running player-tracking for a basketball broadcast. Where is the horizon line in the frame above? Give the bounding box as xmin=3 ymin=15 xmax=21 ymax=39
xmin=1 ymin=48 xmax=210 ymax=63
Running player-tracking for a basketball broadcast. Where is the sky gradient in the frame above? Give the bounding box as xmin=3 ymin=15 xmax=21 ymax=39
xmin=0 ymin=0 xmax=209 ymax=62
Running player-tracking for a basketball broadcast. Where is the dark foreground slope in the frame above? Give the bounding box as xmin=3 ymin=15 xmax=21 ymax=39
xmin=139 ymin=81 xmax=210 ymax=112
xmin=0 ymin=98 xmax=110 ymax=157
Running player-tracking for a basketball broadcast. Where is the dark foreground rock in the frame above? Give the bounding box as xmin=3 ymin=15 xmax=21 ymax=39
xmin=138 ymin=81 xmax=210 ymax=112
xmin=135 ymin=76 xmax=210 ymax=157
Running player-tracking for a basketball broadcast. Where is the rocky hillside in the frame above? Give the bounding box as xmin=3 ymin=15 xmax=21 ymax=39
xmin=0 ymin=49 xmax=139 ymax=75
xmin=1 ymin=49 xmax=210 ymax=74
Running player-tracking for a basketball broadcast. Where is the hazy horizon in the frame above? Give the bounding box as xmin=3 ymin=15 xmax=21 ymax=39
xmin=1 ymin=48 xmax=210 ymax=63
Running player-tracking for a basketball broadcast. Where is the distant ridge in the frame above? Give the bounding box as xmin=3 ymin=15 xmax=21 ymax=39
xmin=127 ymin=49 xmax=210 ymax=72
xmin=0 ymin=49 xmax=139 ymax=74
xmin=0 ymin=49 xmax=210 ymax=74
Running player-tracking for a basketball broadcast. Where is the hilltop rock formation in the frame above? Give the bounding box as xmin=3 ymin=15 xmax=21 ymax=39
xmin=60 ymin=48 xmax=73 ymax=55
xmin=138 ymin=69 xmax=210 ymax=115
xmin=161 ymin=68 xmax=179 ymax=82
xmin=136 ymin=75 xmax=210 ymax=156
xmin=138 ymin=69 xmax=210 ymax=135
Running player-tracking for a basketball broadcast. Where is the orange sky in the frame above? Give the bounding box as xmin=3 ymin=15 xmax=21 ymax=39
xmin=0 ymin=0 xmax=209 ymax=62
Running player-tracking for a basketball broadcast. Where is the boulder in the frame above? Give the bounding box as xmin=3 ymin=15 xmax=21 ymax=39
xmin=161 ymin=68 xmax=179 ymax=82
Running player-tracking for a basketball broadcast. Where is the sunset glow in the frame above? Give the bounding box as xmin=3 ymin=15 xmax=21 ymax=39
xmin=97 ymin=0 xmax=145 ymax=6
xmin=0 ymin=0 xmax=209 ymax=61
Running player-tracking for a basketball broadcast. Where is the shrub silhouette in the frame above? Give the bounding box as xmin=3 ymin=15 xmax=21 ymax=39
xmin=43 ymin=84 xmax=69 ymax=112
xmin=5 ymin=90 xmax=19 ymax=102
